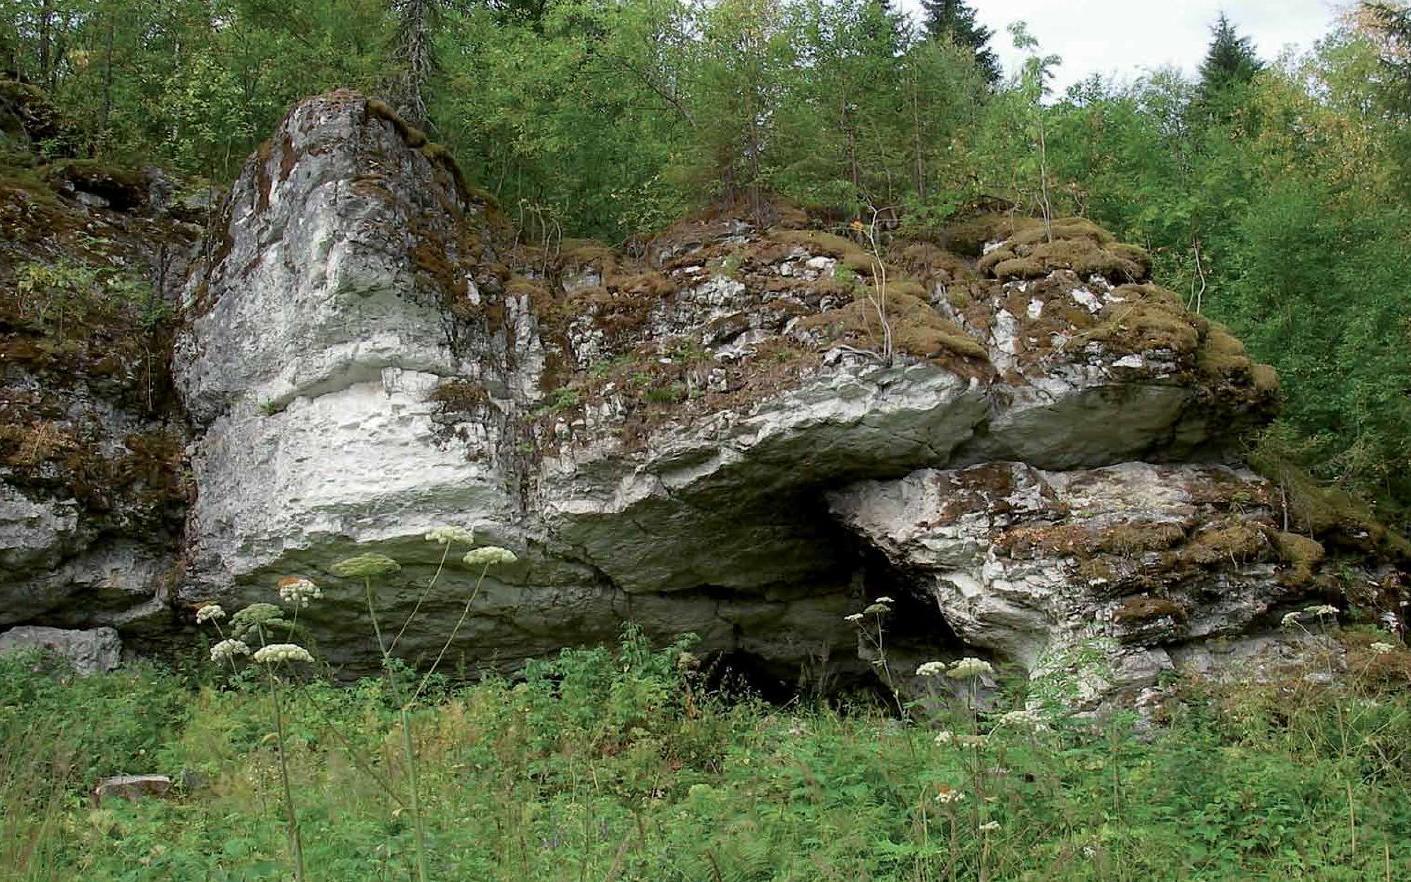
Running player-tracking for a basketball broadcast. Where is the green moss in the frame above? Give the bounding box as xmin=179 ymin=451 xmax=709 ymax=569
xmin=1272 ymin=531 xmax=1325 ymax=587
xmin=1177 ymin=522 xmax=1269 ymax=566
xmin=1084 ymin=285 xmax=1202 ymax=355
xmin=365 ymin=97 xmax=428 ymax=147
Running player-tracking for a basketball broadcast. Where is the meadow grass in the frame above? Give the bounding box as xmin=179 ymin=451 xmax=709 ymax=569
xmin=2 ymin=628 xmax=1409 ymax=882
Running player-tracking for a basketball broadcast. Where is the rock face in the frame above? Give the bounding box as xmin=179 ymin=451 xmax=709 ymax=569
xmin=0 ymin=625 xmax=122 ymax=674
xmin=5 ymin=89 xmax=1400 ymax=703
xmin=830 ymin=462 xmax=1324 ymax=704
xmin=0 ymin=77 xmax=197 ymax=655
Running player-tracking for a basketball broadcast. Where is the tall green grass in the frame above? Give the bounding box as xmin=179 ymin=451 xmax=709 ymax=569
xmin=2 ymin=628 xmax=1408 ymax=881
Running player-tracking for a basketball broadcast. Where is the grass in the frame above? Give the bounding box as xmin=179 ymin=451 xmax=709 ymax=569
xmin=2 ymin=627 xmax=1410 ymax=881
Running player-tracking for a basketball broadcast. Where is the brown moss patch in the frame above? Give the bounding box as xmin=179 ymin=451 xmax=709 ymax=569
xmin=1272 ymin=531 xmax=1325 ymax=587
xmin=1114 ymin=595 xmax=1188 ymax=625
xmin=998 ymin=521 xmax=1188 ymax=559
xmin=976 ymin=217 xmax=1149 ymax=284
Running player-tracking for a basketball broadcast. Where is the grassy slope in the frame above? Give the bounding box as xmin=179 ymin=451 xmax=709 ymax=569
xmin=3 ymin=629 xmax=1411 ymax=882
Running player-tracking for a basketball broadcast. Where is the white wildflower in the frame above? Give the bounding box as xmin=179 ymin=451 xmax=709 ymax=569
xmin=253 ymin=643 xmax=314 ymax=665
xmin=947 ymin=657 xmax=995 ymax=680
xmin=862 ymin=602 xmax=891 ymax=616
xmin=916 ymin=660 xmax=948 ymax=677
xmin=209 ymin=638 xmax=249 ymax=663
xmin=425 ymin=525 xmax=476 ymax=546
xmin=956 ymin=734 xmax=988 ymax=748
xmin=1304 ymin=604 xmax=1339 ymax=618
xmin=1369 ymin=642 xmax=1395 ymax=655
xmin=1280 ymin=611 xmax=1302 ymax=629
xmin=997 ymin=709 xmax=1046 ymax=730
xmin=874 ymin=596 xmax=894 ymax=605
xmin=277 ymin=577 xmax=322 ymax=608
xmin=195 ymin=603 xmax=225 ymax=624
xmin=844 ymin=613 xmax=865 ymax=624
xmin=934 ymin=787 xmax=966 ymax=804
xmin=979 ymin=821 xmax=1001 ymax=833
xmin=933 ymin=730 xmax=955 ymax=745
xmin=463 ymin=546 xmax=518 ymax=568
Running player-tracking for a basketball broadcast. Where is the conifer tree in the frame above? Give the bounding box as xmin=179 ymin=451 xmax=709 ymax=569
xmin=1197 ymin=12 xmax=1263 ymax=97
xmin=389 ymin=0 xmax=440 ymax=127
xmin=920 ymin=0 xmax=999 ymax=84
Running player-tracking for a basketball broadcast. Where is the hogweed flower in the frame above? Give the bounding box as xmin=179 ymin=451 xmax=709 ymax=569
xmin=979 ymin=821 xmax=1001 ymax=833
xmin=874 ymin=596 xmax=894 ymax=605
xmin=195 ymin=603 xmax=226 ymax=624
xmin=229 ymin=603 xmax=289 ymax=641
xmin=210 ymin=638 xmax=250 ymax=663
xmin=843 ymin=613 xmax=865 ymax=624
xmin=862 ymin=603 xmax=891 ymax=616
xmin=956 ymin=734 xmax=988 ymax=748
xmin=277 ymin=577 xmax=322 ymax=608
xmin=1369 ymin=642 xmax=1395 ymax=655
xmin=253 ymin=643 xmax=314 ymax=665
xmin=998 ymin=709 xmax=1046 ymax=730
xmin=425 ymin=526 xmax=476 ymax=546
xmin=1280 ymin=611 xmax=1302 ymax=629
xmin=463 ymin=546 xmax=518 ymax=568
xmin=947 ymin=657 xmax=994 ymax=680
xmin=1305 ymin=604 xmax=1339 ymax=619
xmin=934 ymin=786 xmax=965 ymax=804
xmin=933 ymin=730 xmax=955 ymax=745
xmin=915 ymin=660 xmax=947 ymax=677
xmin=331 ymin=553 xmax=402 ymax=579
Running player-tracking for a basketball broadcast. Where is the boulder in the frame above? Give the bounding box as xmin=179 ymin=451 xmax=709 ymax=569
xmin=830 ymin=461 xmax=1326 ymax=705
xmin=168 ymin=91 xmax=1320 ymax=700
xmin=0 ymin=625 xmax=122 ymax=674
xmin=91 ymin=774 xmax=172 ymax=805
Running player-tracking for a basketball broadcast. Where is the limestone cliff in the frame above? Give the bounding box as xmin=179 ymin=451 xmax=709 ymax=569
xmin=3 ymin=90 xmax=1405 ymax=701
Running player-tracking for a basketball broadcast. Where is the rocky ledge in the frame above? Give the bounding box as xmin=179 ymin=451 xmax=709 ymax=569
xmin=4 ymin=90 xmax=1405 ymax=705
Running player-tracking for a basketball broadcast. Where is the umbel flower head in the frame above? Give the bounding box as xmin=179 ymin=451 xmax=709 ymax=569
xmin=253 ymin=643 xmax=315 ymax=665
xmin=862 ymin=603 xmax=891 ymax=616
xmin=1305 ymin=604 xmax=1339 ymax=619
xmin=947 ymin=657 xmax=994 ymax=681
xmin=843 ymin=613 xmax=865 ymax=624
xmin=915 ymin=660 xmax=947 ymax=677
xmin=1369 ymin=642 xmax=1395 ymax=655
xmin=331 ymin=553 xmax=402 ymax=580
xmin=277 ymin=577 xmax=322 ymax=608
xmin=229 ymin=603 xmax=290 ymax=641
xmin=463 ymin=546 xmax=518 ymax=568
xmin=195 ymin=603 xmax=226 ymax=624
xmin=1280 ymin=611 xmax=1302 ymax=629
xmin=209 ymin=638 xmax=250 ymax=663
xmin=425 ymin=526 xmax=476 ymax=546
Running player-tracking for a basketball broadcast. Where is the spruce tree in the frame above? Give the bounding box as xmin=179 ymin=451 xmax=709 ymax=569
xmin=1197 ymin=12 xmax=1263 ymax=98
xmin=920 ymin=0 xmax=1000 ymax=84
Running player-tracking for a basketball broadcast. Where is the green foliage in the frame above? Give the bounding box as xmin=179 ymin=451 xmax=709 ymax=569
xmin=4 ymin=631 xmax=1411 ymax=880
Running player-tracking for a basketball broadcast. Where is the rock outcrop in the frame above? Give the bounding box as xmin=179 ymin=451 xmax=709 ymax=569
xmin=4 ymin=89 xmax=1403 ymax=703
xmin=1 ymin=78 xmax=198 ymax=655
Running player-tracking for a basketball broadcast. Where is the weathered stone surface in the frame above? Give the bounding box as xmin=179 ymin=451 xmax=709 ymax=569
xmin=0 ymin=625 xmax=122 ymax=673
xmin=0 ymin=83 xmax=195 ymax=646
xmin=830 ymin=461 xmax=1325 ymax=704
xmin=91 ymin=774 xmax=172 ymax=805
xmin=163 ymin=91 xmax=1345 ymax=695
xmin=8 ymin=88 xmax=1390 ymax=704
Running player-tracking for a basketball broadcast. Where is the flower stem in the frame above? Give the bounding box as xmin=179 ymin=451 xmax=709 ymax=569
xmin=400 ymin=706 xmax=428 ymax=882
xmin=266 ymin=665 xmax=305 ymax=882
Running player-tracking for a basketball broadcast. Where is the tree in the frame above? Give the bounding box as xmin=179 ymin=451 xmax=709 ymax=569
xmin=920 ymin=0 xmax=999 ymax=85
xmin=389 ymin=0 xmax=440 ymax=127
xmin=1197 ymin=13 xmax=1262 ymax=98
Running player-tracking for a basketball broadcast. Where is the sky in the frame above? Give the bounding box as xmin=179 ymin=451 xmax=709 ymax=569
xmin=899 ymin=1 xmax=1348 ymax=94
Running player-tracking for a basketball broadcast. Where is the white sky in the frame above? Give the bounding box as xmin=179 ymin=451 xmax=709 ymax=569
xmin=899 ymin=1 xmax=1349 ymax=94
